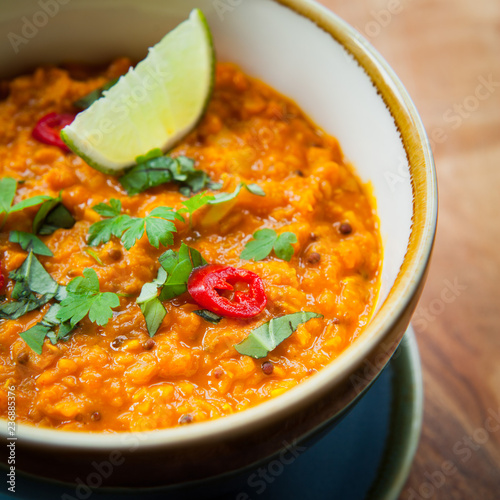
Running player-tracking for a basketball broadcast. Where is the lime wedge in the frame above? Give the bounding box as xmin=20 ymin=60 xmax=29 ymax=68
xmin=61 ymin=9 xmax=214 ymax=174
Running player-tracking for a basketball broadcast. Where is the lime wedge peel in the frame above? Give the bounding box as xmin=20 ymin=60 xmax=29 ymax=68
xmin=61 ymin=9 xmax=215 ymax=175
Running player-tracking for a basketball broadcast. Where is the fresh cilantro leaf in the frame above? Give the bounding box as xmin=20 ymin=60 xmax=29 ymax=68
xmin=244 ymin=184 xmax=266 ymax=197
xmin=137 ymin=267 xmax=167 ymax=337
xmin=84 ymin=248 xmax=103 ymax=265
xmin=234 ymin=312 xmax=323 ymax=358
xmin=0 ymin=177 xmax=17 ymax=217
xmin=240 ymin=229 xmax=297 ymax=262
xmin=93 ymin=198 xmax=122 ymax=218
xmin=135 ymin=148 xmax=163 ymax=164
xmin=240 ymin=229 xmax=277 ymax=261
xmin=88 ymin=200 xmax=179 ymax=250
xmin=19 ymin=303 xmax=75 ymax=354
xmin=9 ymin=231 xmax=53 ymax=256
xmin=0 ymin=177 xmax=53 ymax=229
xmin=193 ymin=310 xmax=223 ymax=324
xmin=10 ymin=251 xmax=62 ymax=299
xmin=206 ymin=182 xmax=264 ymax=205
xmin=19 ymin=323 xmax=50 ymax=355
xmin=73 ymin=77 xmax=119 ymax=109
xmin=144 ymin=217 xmax=176 ymax=249
xmin=87 ymin=199 xmax=131 ymax=247
xmin=274 ymin=232 xmax=298 ymax=261
xmin=9 ymin=195 xmax=52 ymax=213
xmin=33 ymin=194 xmax=75 ymax=235
xmin=57 ymin=268 xmax=120 ymax=327
xmin=158 ymin=243 xmax=207 ymax=301
xmin=198 ymin=183 xmax=267 ymax=226
xmin=178 ymin=192 xmax=215 ymax=218
xmin=140 ymin=299 xmax=167 ymax=338
xmin=0 ymin=252 xmax=65 ymax=320
xmin=119 ymin=152 xmax=220 ymax=196
xmin=120 ymin=218 xmax=146 ymax=250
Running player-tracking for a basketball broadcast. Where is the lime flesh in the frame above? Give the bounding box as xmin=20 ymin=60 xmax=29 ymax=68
xmin=61 ymin=9 xmax=215 ymax=174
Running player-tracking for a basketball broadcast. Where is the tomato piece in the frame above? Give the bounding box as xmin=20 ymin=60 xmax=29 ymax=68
xmin=32 ymin=112 xmax=75 ymax=151
xmin=187 ymin=265 xmax=267 ymax=318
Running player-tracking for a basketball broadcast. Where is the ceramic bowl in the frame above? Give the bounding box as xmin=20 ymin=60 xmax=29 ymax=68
xmin=0 ymin=0 xmax=437 ymax=490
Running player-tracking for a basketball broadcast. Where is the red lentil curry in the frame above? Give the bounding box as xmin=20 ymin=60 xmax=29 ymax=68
xmin=0 ymin=59 xmax=381 ymax=432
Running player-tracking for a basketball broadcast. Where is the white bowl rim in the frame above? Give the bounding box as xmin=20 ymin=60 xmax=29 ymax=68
xmin=1 ymin=0 xmax=437 ymax=450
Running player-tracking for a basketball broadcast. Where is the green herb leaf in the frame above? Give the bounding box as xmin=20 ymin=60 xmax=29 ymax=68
xmin=84 ymin=247 xmax=103 ymax=265
xmin=9 ymin=231 xmax=53 ymax=257
xmin=178 ymin=192 xmax=215 ymax=218
xmin=57 ymin=268 xmax=120 ymax=327
xmin=194 ymin=309 xmax=223 ymax=324
xmin=240 ymin=229 xmax=297 ymax=262
xmin=274 ymin=232 xmax=298 ymax=261
xmin=144 ymin=217 xmax=176 ymax=249
xmin=240 ymin=229 xmax=277 ymax=261
xmin=73 ymin=77 xmax=119 ymax=109
xmin=207 ymin=182 xmax=265 ymax=205
xmin=158 ymin=243 xmax=207 ymax=301
xmin=120 ymin=152 xmax=219 ymax=196
xmin=88 ymin=199 xmax=179 ymax=250
xmin=135 ymin=148 xmax=163 ymax=164
xmin=0 ymin=252 xmax=65 ymax=320
xmin=0 ymin=177 xmax=17 ymax=217
xmin=0 ymin=178 xmax=68 ymax=231
xmin=19 ymin=303 xmax=75 ymax=354
xmin=137 ymin=267 xmax=167 ymax=337
xmin=93 ymin=198 xmax=122 ymax=218
xmin=234 ymin=312 xmax=323 ymax=358
xmin=9 ymin=195 xmax=52 ymax=213
xmin=244 ymin=183 xmax=266 ymax=197
xmin=19 ymin=323 xmax=50 ymax=355
xmin=33 ymin=195 xmax=75 ymax=235
xmin=10 ymin=251 xmax=61 ymax=298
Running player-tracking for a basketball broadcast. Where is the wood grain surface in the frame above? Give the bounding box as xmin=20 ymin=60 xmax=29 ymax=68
xmin=316 ymin=0 xmax=500 ymax=498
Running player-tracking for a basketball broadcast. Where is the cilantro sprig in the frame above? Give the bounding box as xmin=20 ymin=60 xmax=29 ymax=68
xmin=137 ymin=243 xmax=207 ymax=336
xmin=9 ymin=231 xmax=53 ymax=257
xmin=240 ymin=229 xmax=298 ymax=262
xmin=1 ymin=178 xmax=75 ymax=254
xmin=119 ymin=149 xmax=222 ymax=196
xmin=88 ymin=182 xmax=266 ymax=251
xmin=0 ymin=251 xmax=66 ymax=321
xmin=57 ymin=268 xmax=120 ymax=327
xmin=32 ymin=193 xmax=75 ymax=235
xmin=20 ymin=303 xmax=74 ymax=355
xmin=0 ymin=177 xmax=52 ymax=229
xmin=0 ymin=253 xmax=119 ymax=352
xmin=87 ymin=200 xmax=183 ymax=250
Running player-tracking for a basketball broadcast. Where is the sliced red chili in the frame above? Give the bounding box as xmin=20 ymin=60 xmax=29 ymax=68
xmin=187 ymin=265 xmax=267 ymax=319
xmin=32 ymin=112 xmax=75 ymax=152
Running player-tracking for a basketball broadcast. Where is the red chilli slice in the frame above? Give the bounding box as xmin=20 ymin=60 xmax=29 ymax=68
xmin=187 ymin=265 xmax=267 ymax=319
xmin=32 ymin=112 xmax=76 ymax=152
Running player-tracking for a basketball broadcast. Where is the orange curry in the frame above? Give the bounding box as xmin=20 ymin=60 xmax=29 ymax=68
xmin=0 ymin=60 xmax=381 ymax=431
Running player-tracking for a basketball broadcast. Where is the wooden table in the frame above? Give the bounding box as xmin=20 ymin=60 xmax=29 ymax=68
xmin=317 ymin=1 xmax=500 ymax=498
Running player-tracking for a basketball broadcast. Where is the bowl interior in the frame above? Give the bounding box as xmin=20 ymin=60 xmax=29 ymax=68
xmin=0 ymin=0 xmax=434 ymax=448
xmin=1 ymin=0 xmax=412 ymax=307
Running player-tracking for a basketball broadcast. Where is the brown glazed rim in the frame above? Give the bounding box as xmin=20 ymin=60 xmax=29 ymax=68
xmin=3 ymin=0 xmax=437 ymax=448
